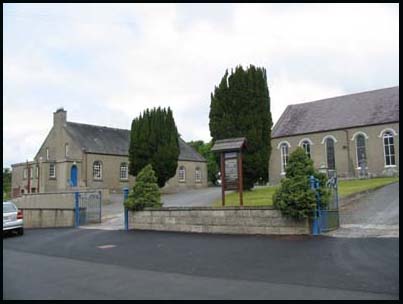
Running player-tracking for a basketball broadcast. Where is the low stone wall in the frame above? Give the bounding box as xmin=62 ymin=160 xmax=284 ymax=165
xmin=128 ymin=207 xmax=310 ymax=235
xmin=12 ymin=192 xmax=75 ymax=209
xmin=11 ymin=188 xmax=110 ymax=209
xmin=20 ymin=208 xmax=75 ymax=228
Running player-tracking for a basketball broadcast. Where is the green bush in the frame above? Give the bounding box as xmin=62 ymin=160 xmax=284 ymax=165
xmin=124 ymin=164 xmax=162 ymax=211
xmin=273 ymin=147 xmax=330 ymax=220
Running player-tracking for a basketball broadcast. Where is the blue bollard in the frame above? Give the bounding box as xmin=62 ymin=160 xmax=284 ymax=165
xmin=123 ymin=187 xmax=129 ymax=231
xmin=74 ymin=192 xmax=80 ymax=228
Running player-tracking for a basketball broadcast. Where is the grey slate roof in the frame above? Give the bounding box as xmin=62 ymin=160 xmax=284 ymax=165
xmin=65 ymin=122 xmax=206 ymax=162
xmin=178 ymin=138 xmax=206 ymax=162
xmin=272 ymin=86 xmax=399 ymax=138
xmin=211 ymin=137 xmax=247 ymax=152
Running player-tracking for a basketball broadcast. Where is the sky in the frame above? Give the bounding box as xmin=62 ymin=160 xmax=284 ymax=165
xmin=3 ymin=3 xmax=399 ymax=168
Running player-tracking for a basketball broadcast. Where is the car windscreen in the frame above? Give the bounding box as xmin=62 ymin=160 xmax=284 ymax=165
xmin=3 ymin=203 xmax=17 ymax=213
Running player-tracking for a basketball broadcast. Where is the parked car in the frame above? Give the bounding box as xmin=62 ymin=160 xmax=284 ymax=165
xmin=3 ymin=201 xmax=24 ymax=236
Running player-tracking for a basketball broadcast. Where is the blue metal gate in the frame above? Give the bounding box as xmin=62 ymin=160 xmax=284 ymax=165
xmin=310 ymin=174 xmax=339 ymax=235
xmin=75 ymin=191 xmax=102 ymax=226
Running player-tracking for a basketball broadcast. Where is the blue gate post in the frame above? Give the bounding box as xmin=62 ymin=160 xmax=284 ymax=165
xmin=123 ymin=187 xmax=129 ymax=231
xmin=74 ymin=191 xmax=80 ymax=228
xmin=310 ymin=176 xmax=320 ymax=236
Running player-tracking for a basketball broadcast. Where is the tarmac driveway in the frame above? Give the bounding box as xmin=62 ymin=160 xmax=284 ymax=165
xmin=325 ymin=182 xmax=399 ymax=238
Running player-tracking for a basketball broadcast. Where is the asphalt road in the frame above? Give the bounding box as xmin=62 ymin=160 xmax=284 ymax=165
xmin=325 ymin=182 xmax=399 ymax=238
xmin=3 ymin=228 xmax=399 ymax=300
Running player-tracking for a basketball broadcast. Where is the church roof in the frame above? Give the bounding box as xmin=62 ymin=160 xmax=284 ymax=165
xmin=272 ymin=86 xmax=399 ymax=138
xmin=65 ymin=122 xmax=206 ymax=162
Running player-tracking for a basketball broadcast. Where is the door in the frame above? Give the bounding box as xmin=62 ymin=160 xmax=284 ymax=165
xmin=71 ymin=165 xmax=78 ymax=187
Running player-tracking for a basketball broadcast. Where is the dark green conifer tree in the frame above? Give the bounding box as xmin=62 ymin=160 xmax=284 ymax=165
xmin=129 ymin=107 xmax=180 ymax=188
xmin=209 ymin=65 xmax=273 ymax=190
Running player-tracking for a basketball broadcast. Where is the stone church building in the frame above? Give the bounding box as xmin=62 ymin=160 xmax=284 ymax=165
xmin=11 ymin=109 xmax=207 ymax=197
xmin=269 ymin=86 xmax=399 ymax=185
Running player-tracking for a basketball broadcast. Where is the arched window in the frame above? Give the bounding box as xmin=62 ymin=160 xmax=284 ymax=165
xmin=301 ymin=140 xmax=311 ymax=158
xmin=356 ymin=134 xmax=367 ymax=168
xmin=178 ymin=166 xmax=186 ymax=182
xmin=93 ymin=161 xmax=102 ymax=180
xmin=280 ymin=143 xmax=289 ymax=174
xmin=325 ymin=138 xmax=335 ymax=170
xmin=383 ymin=131 xmax=396 ymax=167
xmin=120 ymin=162 xmax=128 ymax=180
xmin=195 ymin=167 xmax=202 ymax=182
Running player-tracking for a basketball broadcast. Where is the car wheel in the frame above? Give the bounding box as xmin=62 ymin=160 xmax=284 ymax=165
xmin=18 ymin=228 xmax=24 ymax=236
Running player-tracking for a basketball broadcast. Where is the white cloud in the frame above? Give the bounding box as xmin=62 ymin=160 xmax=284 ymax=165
xmin=3 ymin=3 xmax=399 ymax=168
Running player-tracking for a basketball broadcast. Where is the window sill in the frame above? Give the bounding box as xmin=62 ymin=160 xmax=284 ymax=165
xmin=384 ymin=165 xmax=397 ymax=168
xmin=49 ymin=177 xmax=56 ymax=180
xmin=93 ymin=179 xmax=103 ymax=182
xmin=178 ymin=180 xmax=186 ymax=183
xmin=120 ymin=179 xmax=129 ymax=182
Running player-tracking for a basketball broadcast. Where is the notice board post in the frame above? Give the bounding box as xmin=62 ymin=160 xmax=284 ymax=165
xmin=212 ymin=137 xmax=247 ymax=207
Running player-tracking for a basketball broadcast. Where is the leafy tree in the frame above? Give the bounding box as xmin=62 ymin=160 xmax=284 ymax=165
xmin=209 ymin=65 xmax=272 ymax=190
xmin=124 ymin=164 xmax=162 ymax=211
xmin=129 ymin=107 xmax=180 ymax=188
xmin=273 ymin=147 xmax=330 ymax=220
xmin=187 ymin=140 xmax=220 ymax=185
xmin=3 ymin=168 xmax=12 ymax=200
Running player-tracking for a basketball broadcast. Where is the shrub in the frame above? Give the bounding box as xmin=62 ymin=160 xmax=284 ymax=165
xmin=124 ymin=164 xmax=162 ymax=211
xmin=273 ymin=147 xmax=330 ymax=220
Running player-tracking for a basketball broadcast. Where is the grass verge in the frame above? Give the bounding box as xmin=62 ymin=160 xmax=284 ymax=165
xmin=213 ymin=176 xmax=399 ymax=207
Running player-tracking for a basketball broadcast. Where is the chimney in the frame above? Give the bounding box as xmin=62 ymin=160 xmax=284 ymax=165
xmin=54 ymin=108 xmax=67 ymax=128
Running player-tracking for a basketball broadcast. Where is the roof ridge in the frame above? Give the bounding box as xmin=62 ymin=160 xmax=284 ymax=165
xmin=67 ymin=121 xmax=130 ymax=132
xmin=288 ymin=86 xmax=399 ymax=108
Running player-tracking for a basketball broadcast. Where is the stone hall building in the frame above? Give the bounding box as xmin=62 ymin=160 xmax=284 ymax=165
xmin=11 ymin=109 xmax=207 ymax=197
xmin=269 ymin=86 xmax=399 ymax=185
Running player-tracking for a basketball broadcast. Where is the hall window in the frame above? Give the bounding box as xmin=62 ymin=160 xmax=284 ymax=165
xmin=325 ymin=138 xmax=336 ymax=170
xmin=280 ymin=143 xmax=289 ymax=174
xmin=178 ymin=166 xmax=186 ymax=182
xmin=356 ymin=134 xmax=367 ymax=168
xmin=93 ymin=161 xmax=102 ymax=180
xmin=301 ymin=140 xmax=311 ymax=158
xmin=383 ymin=131 xmax=396 ymax=167
xmin=195 ymin=167 xmax=202 ymax=182
xmin=120 ymin=162 xmax=128 ymax=180
xmin=49 ymin=163 xmax=56 ymax=178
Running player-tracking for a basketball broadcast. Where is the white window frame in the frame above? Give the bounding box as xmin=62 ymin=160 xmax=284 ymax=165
xmin=93 ymin=161 xmax=103 ymax=180
xmin=195 ymin=167 xmax=202 ymax=182
xmin=178 ymin=166 xmax=186 ymax=182
xmin=120 ymin=163 xmax=128 ymax=180
xmin=382 ymin=131 xmax=396 ymax=168
xmin=280 ymin=143 xmax=289 ymax=175
xmin=300 ymin=140 xmax=311 ymax=158
xmin=49 ymin=163 xmax=56 ymax=178
xmin=350 ymin=131 xmax=369 ymax=141
xmin=325 ymin=137 xmax=336 ymax=170
xmin=355 ymin=134 xmax=367 ymax=169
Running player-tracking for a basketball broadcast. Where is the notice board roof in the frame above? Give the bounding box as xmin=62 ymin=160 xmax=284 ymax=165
xmin=211 ymin=137 xmax=247 ymax=152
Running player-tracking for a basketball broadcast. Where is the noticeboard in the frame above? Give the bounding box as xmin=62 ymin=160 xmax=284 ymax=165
xmin=224 ymin=152 xmax=239 ymax=190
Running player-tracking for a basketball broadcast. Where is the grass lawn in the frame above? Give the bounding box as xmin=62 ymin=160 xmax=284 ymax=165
xmin=213 ymin=176 xmax=399 ymax=207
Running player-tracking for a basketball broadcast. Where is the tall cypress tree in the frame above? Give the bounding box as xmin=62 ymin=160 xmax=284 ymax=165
xmin=129 ymin=107 xmax=180 ymax=188
xmin=209 ymin=65 xmax=272 ymax=190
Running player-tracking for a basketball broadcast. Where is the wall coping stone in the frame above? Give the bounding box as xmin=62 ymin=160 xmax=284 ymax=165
xmin=143 ymin=206 xmax=276 ymax=211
